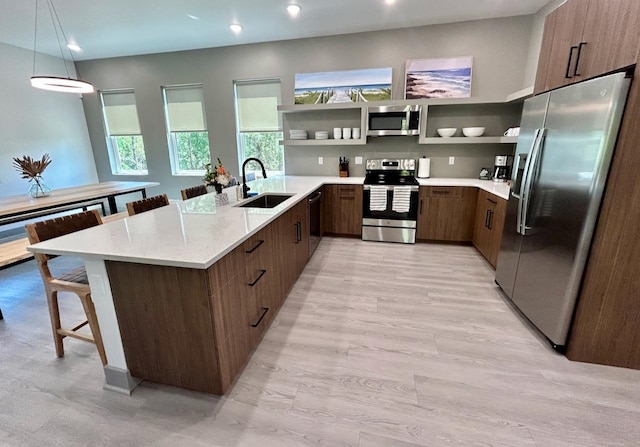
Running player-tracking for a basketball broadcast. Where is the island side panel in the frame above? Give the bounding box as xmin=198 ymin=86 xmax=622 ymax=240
xmin=105 ymin=261 xmax=222 ymax=394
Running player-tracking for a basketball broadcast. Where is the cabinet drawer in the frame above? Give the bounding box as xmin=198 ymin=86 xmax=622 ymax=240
xmin=423 ymin=186 xmax=463 ymax=198
xmin=337 ymin=185 xmax=358 ymax=198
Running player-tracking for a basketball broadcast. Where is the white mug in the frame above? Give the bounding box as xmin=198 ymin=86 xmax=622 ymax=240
xmin=342 ymin=127 xmax=352 ymax=139
xmin=352 ymin=127 xmax=361 ymax=139
xmin=333 ymin=127 xmax=342 ymax=139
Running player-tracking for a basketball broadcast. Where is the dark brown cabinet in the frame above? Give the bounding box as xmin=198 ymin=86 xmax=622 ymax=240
xmin=534 ymin=0 xmax=640 ymax=94
xmin=417 ymin=187 xmax=478 ymax=242
xmin=105 ymin=194 xmax=316 ymax=395
xmin=323 ymin=184 xmax=362 ymax=236
xmin=472 ymin=190 xmax=506 ymax=268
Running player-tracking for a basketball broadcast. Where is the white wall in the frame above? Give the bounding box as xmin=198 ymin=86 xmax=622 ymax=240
xmin=0 ymin=42 xmax=98 ymax=197
xmin=77 ymin=15 xmax=534 ymax=200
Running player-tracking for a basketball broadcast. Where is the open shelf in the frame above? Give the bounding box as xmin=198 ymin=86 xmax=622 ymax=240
xmin=420 ymin=136 xmax=518 ymax=145
xmin=279 ymin=138 xmax=366 ymax=146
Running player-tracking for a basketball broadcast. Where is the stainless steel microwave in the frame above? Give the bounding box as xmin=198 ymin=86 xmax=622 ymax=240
xmin=366 ymin=105 xmax=422 ymax=136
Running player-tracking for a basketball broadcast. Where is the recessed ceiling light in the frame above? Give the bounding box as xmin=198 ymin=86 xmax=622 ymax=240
xmin=385 ymin=0 xmax=396 ymax=5
xmin=67 ymin=43 xmax=81 ymax=52
xmin=186 ymin=14 xmax=200 ymax=20
xmin=287 ymin=4 xmax=301 ymax=17
xmin=229 ymin=23 xmax=242 ymax=33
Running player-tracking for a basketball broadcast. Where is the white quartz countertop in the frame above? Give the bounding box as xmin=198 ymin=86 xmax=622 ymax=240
xmin=27 ymin=176 xmax=510 ymax=269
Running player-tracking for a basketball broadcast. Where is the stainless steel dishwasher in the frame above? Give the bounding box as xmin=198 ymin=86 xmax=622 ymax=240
xmin=308 ymin=188 xmax=322 ymax=258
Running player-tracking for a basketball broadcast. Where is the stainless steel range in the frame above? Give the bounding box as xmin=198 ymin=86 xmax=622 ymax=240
xmin=362 ymin=159 xmax=419 ymax=244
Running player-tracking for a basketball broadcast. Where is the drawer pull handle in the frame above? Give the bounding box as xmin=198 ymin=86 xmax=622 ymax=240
xmin=251 ymin=307 xmax=269 ymax=328
xmin=488 ymin=210 xmax=494 ymax=230
xmin=432 ymin=190 xmax=451 ymax=195
xmin=246 ymin=239 xmax=265 ymax=254
xmin=486 ymin=198 xmax=497 ymax=204
xmin=248 ymin=269 xmax=267 ymax=287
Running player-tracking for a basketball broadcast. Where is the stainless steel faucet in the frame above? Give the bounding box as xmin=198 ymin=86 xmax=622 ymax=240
xmin=241 ymin=157 xmax=268 ymax=199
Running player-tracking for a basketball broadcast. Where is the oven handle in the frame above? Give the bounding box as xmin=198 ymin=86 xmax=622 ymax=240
xmin=363 ymin=185 xmax=419 ymax=191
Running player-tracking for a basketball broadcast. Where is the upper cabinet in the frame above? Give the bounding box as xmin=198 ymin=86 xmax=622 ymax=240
xmin=534 ymin=0 xmax=640 ymax=94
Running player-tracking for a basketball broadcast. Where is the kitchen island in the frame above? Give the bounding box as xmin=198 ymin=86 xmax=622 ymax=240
xmin=27 ymin=176 xmax=509 ymax=395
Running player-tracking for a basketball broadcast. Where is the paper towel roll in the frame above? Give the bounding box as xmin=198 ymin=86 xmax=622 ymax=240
xmin=418 ymin=157 xmax=431 ymax=178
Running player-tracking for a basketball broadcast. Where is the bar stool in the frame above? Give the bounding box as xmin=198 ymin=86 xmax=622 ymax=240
xmin=126 ymin=194 xmax=170 ymax=216
xmin=180 ymin=185 xmax=208 ymax=200
xmin=25 ymin=209 xmax=107 ymax=365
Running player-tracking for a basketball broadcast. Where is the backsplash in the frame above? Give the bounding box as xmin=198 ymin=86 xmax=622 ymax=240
xmin=284 ymin=137 xmax=513 ymax=178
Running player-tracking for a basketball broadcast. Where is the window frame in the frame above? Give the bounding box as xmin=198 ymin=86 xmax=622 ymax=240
xmin=161 ymin=84 xmax=211 ymax=176
xmin=233 ymin=79 xmax=284 ymax=176
xmin=99 ymin=89 xmax=148 ymax=176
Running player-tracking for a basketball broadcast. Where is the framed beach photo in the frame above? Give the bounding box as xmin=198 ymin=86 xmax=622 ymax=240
xmin=404 ymin=56 xmax=473 ymax=99
xmin=294 ymin=68 xmax=392 ymax=105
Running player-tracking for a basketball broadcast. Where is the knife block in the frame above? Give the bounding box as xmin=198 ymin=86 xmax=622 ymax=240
xmin=339 ymin=163 xmax=349 ymax=177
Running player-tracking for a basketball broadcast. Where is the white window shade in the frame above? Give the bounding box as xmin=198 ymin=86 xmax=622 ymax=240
xmin=235 ymin=81 xmax=282 ymax=132
xmin=164 ymin=86 xmax=207 ymax=132
xmin=101 ymin=91 xmax=141 ymax=136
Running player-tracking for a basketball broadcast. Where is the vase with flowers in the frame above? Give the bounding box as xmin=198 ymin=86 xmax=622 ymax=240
xmin=13 ymin=153 xmax=52 ymax=198
xmin=203 ymin=158 xmax=234 ymax=194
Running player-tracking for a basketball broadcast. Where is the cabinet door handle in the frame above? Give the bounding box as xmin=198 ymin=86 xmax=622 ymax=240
xmin=485 ymin=210 xmax=490 ymax=228
xmin=420 ymin=198 xmax=424 ymax=215
xmin=250 ymin=307 xmax=269 ymax=327
xmin=248 ymin=269 xmax=267 ymax=287
xmin=486 ymin=198 xmax=497 ymax=205
xmin=294 ymin=222 xmax=301 ymax=243
xmin=245 ymin=239 xmax=265 ymax=254
xmin=565 ymin=45 xmax=578 ymax=78
xmin=573 ymin=42 xmax=587 ymax=77
xmin=488 ymin=211 xmax=494 ymax=230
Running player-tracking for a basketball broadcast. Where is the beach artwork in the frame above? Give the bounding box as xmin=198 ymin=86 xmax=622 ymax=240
xmin=294 ymin=68 xmax=392 ymax=104
xmin=404 ymin=57 xmax=472 ymax=99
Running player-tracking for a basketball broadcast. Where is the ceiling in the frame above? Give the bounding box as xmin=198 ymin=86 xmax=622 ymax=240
xmin=0 ymin=0 xmax=551 ymax=61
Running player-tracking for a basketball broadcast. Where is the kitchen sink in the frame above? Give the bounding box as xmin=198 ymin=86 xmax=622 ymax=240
xmin=237 ymin=193 xmax=294 ymax=208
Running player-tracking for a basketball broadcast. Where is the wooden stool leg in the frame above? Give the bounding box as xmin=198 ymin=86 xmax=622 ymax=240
xmin=46 ymin=289 xmax=64 ymax=358
xmin=79 ymin=293 xmax=108 ymax=366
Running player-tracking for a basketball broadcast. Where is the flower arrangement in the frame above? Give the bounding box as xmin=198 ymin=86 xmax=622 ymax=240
xmin=203 ymin=158 xmax=234 ymax=194
xmin=13 ymin=153 xmax=52 ymax=197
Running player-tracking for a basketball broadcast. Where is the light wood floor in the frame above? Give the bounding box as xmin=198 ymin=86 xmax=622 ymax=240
xmin=1 ymin=237 xmax=639 ymax=446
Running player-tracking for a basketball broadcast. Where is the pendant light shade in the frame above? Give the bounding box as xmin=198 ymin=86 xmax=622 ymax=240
xmin=31 ymin=0 xmax=94 ymax=94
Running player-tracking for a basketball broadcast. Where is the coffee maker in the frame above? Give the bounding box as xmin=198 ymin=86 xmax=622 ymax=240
xmin=493 ymin=155 xmax=513 ymax=182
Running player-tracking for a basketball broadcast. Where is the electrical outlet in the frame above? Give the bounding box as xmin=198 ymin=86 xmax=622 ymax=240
xmin=449 ymin=156 xmax=455 ymax=165
xmin=318 ymin=157 xmax=324 ymax=165
xmin=355 ymin=156 xmax=363 ymax=165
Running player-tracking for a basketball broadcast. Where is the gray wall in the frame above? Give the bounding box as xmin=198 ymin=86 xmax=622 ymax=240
xmin=77 ymin=15 xmax=534 ymax=200
xmin=0 ymin=42 xmax=98 ymax=197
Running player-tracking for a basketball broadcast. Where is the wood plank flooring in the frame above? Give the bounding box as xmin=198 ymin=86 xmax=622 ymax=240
xmin=1 ymin=237 xmax=640 ymax=446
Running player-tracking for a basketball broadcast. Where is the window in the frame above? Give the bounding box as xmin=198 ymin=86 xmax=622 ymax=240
xmin=162 ymin=85 xmax=211 ymax=175
xmin=234 ymin=79 xmax=283 ymax=175
xmin=100 ymin=90 xmax=148 ymax=175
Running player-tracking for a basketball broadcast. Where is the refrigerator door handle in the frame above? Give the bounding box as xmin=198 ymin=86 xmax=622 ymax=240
xmin=515 ymin=128 xmax=541 ymax=233
xmin=520 ymin=128 xmax=547 ymax=235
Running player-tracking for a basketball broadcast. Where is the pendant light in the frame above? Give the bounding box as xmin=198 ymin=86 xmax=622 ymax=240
xmin=30 ymin=0 xmax=94 ymax=94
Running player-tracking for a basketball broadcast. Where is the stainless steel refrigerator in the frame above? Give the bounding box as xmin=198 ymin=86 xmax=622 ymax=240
xmin=495 ymin=72 xmax=631 ymax=348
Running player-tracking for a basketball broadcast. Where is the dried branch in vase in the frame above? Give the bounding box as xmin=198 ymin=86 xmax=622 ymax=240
xmin=13 ymin=153 xmax=52 ymax=197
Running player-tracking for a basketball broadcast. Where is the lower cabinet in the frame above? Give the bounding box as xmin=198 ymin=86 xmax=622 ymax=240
xmin=106 ymin=195 xmax=314 ymax=395
xmin=417 ymin=186 xmax=478 ymax=242
xmin=472 ymin=190 xmax=507 ymax=268
xmin=323 ymin=184 xmax=362 ymax=236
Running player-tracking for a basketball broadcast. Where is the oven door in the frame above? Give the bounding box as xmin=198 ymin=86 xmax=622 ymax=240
xmin=362 ymin=184 xmax=419 ymax=243
xmin=362 ymin=185 xmax=419 ymax=224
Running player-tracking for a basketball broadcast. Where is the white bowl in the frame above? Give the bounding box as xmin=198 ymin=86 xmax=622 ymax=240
xmin=437 ymin=128 xmax=457 ymax=138
xmin=462 ymin=127 xmax=485 ymax=137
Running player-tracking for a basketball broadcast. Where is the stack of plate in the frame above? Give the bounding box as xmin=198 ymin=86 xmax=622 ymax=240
xmin=314 ymin=131 xmax=329 ymax=140
xmin=289 ymin=130 xmax=308 ymax=140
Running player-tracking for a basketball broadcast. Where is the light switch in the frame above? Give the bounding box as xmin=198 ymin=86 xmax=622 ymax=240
xmin=449 ymin=156 xmax=455 ymax=165
xmin=318 ymin=157 xmax=324 ymax=165
xmin=355 ymin=156 xmax=363 ymax=165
